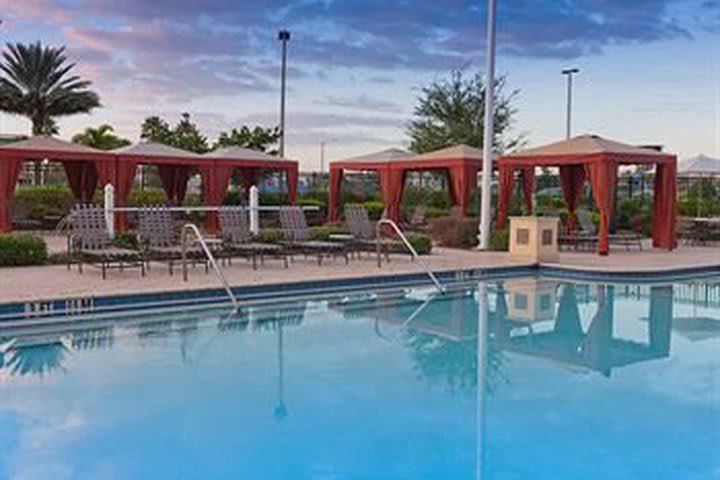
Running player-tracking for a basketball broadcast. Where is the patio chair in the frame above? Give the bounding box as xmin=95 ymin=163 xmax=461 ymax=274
xmin=279 ymin=206 xmax=348 ymax=265
xmin=219 ymin=206 xmax=288 ymax=269
xmin=10 ymin=199 xmax=42 ymax=231
xmin=69 ymin=204 xmax=145 ymax=280
xmin=344 ymin=204 xmax=403 ymax=261
xmin=576 ymin=209 xmax=643 ymax=251
xmin=407 ymin=205 xmax=428 ymax=232
xmin=137 ymin=205 xmax=207 ymax=275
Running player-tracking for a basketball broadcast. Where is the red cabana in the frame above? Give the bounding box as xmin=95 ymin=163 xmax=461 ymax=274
xmin=496 ymin=134 xmax=677 ymax=255
xmin=0 ymin=136 xmax=114 ymax=232
xmin=329 ymin=144 xmax=487 ymax=222
xmin=0 ymin=137 xmax=299 ymax=233
xmin=115 ymin=143 xmax=299 ymax=232
xmin=203 ymin=146 xmax=298 ymax=231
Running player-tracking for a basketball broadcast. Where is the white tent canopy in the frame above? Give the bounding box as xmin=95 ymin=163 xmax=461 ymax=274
xmin=678 ymin=154 xmax=720 ymax=175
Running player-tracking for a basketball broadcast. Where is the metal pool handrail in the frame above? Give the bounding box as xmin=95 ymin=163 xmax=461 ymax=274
xmin=376 ymin=219 xmax=446 ymax=294
xmin=180 ymin=223 xmax=238 ymax=308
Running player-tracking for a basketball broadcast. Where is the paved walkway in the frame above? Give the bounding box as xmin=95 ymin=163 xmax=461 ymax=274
xmin=0 ymin=243 xmax=718 ymax=303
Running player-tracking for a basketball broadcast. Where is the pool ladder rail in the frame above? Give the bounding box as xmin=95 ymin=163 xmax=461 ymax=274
xmin=375 ymin=219 xmax=446 ymax=294
xmin=180 ymin=223 xmax=239 ymax=308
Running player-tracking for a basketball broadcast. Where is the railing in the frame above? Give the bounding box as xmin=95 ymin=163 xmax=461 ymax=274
xmin=376 ymin=219 xmax=446 ymax=294
xmin=180 ymin=223 xmax=238 ymax=308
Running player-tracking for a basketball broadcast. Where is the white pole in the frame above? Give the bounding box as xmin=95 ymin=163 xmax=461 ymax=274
xmin=249 ymin=185 xmax=260 ymax=235
xmin=104 ymin=183 xmax=115 ymax=238
xmin=478 ymin=0 xmax=497 ymax=250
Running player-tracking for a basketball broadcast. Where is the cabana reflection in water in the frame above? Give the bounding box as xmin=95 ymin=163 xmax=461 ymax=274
xmin=0 ymin=277 xmax=718 ymax=479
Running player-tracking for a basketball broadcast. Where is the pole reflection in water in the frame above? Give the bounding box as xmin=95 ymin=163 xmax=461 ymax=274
xmin=476 ymin=280 xmax=489 ymax=480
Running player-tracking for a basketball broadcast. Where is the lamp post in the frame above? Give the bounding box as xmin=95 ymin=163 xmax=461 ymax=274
xmin=561 ymin=68 xmax=579 ymax=139
xmin=278 ymin=29 xmax=291 ymax=158
xmin=478 ymin=0 xmax=497 ymax=250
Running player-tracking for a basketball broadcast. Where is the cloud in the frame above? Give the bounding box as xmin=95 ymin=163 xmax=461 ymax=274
xmin=315 ymin=95 xmax=404 ymax=113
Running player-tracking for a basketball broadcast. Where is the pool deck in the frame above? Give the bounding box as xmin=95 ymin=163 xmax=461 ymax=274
xmin=0 ymin=238 xmax=718 ymax=304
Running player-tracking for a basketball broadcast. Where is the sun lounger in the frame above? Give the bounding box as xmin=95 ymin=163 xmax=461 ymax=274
xmin=219 ymin=206 xmax=288 ymax=269
xmin=344 ymin=204 xmax=403 ymax=260
xmin=279 ymin=207 xmax=348 ymax=265
xmin=69 ymin=204 xmax=145 ymax=279
xmin=137 ymin=205 xmax=207 ymax=275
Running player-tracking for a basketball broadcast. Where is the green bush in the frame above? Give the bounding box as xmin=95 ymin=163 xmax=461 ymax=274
xmin=308 ymin=225 xmax=348 ymax=240
xmin=489 ymin=228 xmax=509 ymax=251
xmin=258 ymin=228 xmax=282 ymax=244
xmin=0 ymin=233 xmax=48 ymax=266
xmin=426 ymin=207 xmax=450 ymax=219
xmin=297 ymin=198 xmax=326 ymax=208
xmin=128 ymin=188 xmax=166 ymax=205
xmin=406 ymin=233 xmax=433 ymax=255
xmin=13 ymin=185 xmax=74 ymax=220
xmin=299 ymin=189 xmax=329 ymax=205
xmin=113 ymin=233 xmax=138 ymax=249
xmin=428 ymin=216 xmax=479 ymax=248
xmin=223 ymin=189 xmax=244 ymax=206
xmin=361 ymin=201 xmax=385 ymax=220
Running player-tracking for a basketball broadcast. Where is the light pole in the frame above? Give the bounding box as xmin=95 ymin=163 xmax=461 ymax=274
xmin=478 ymin=0 xmax=497 ymax=250
xmin=278 ymin=29 xmax=291 ymax=158
xmin=561 ymin=68 xmax=579 ymax=139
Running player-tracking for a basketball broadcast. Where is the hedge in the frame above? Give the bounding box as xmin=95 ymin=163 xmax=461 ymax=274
xmin=428 ymin=216 xmax=479 ymax=248
xmin=0 ymin=234 xmax=48 ymax=266
xmin=256 ymin=226 xmax=432 ymax=255
xmin=13 ymin=185 xmax=74 ymax=220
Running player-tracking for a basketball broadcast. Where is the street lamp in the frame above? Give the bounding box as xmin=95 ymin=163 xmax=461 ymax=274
xmin=561 ymin=68 xmax=579 ymax=139
xmin=278 ymin=29 xmax=291 ymax=158
xmin=478 ymin=0 xmax=497 ymax=250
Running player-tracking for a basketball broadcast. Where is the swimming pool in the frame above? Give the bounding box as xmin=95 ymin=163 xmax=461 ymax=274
xmin=0 ymin=274 xmax=718 ymax=479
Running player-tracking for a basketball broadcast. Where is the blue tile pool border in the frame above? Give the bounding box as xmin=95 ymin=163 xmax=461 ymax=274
xmin=0 ymin=262 xmax=718 ymax=324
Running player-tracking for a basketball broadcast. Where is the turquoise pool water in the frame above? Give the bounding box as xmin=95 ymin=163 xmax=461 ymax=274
xmin=0 ymin=275 xmax=718 ymax=479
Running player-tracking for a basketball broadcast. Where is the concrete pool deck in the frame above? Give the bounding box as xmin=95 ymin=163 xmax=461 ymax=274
xmin=0 ymin=242 xmax=718 ymax=304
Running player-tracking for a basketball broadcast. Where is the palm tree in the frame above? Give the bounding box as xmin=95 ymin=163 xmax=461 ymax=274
xmin=72 ymin=124 xmax=131 ymax=151
xmin=0 ymin=42 xmax=101 ymax=182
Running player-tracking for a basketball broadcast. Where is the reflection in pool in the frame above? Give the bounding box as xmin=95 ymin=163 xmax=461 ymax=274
xmin=0 ymin=277 xmax=718 ymax=479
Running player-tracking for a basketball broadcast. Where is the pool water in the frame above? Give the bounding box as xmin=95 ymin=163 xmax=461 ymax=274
xmin=0 ymin=276 xmax=718 ymax=479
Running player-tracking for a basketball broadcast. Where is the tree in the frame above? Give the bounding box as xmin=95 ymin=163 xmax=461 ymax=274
xmin=140 ymin=113 xmax=209 ymax=153
xmin=172 ymin=112 xmax=209 ymax=153
xmin=72 ymin=124 xmax=131 ymax=150
xmin=407 ymin=70 xmax=523 ymax=154
xmin=140 ymin=116 xmax=173 ymax=144
xmin=0 ymin=42 xmax=101 ymax=182
xmin=215 ymin=125 xmax=281 ymax=154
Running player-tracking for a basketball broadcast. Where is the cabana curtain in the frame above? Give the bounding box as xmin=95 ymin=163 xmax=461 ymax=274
xmin=558 ymin=165 xmax=586 ymax=233
xmin=158 ymin=165 xmax=192 ymax=205
xmin=62 ymin=161 xmax=98 ymax=203
xmin=0 ymin=158 xmax=23 ymax=231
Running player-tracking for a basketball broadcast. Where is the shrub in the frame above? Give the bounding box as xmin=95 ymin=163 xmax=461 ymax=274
xmin=309 ymin=225 xmax=348 ymax=240
xmin=297 ymin=198 xmax=325 ymax=208
xmin=299 ymin=189 xmax=329 ymax=205
xmin=0 ymin=233 xmax=48 ymax=266
xmin=13 ymin=185 xmax=74 ymax=220
xmin=128 ymin=188 xmax=166 ymax=206
xmin=426 ymin=207 xmax=450 ymax=219
xmin=406 ymin=233 xmax=432 ymax=255
xmin=113 ymin=233 xmax=138 ymax=249
xmin=489 ymin=228 xmax=509 ymax=251
xmin=361 ymin=201 xmax=385 ymax=220
xmin=258 ymin=228 xmax=282 ymax=244
xmin=223 ymin=189 xmax=245 ymax=206
xmin=428 ymin=216 xmax=479 ymax=248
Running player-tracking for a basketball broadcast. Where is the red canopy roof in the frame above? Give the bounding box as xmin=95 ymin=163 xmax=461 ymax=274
xmin=500 ymin=134 xmax=674 ymax=166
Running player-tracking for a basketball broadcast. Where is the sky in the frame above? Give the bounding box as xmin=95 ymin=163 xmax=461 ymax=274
xmin=0 ymin=0 xmax=718 ymax=170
